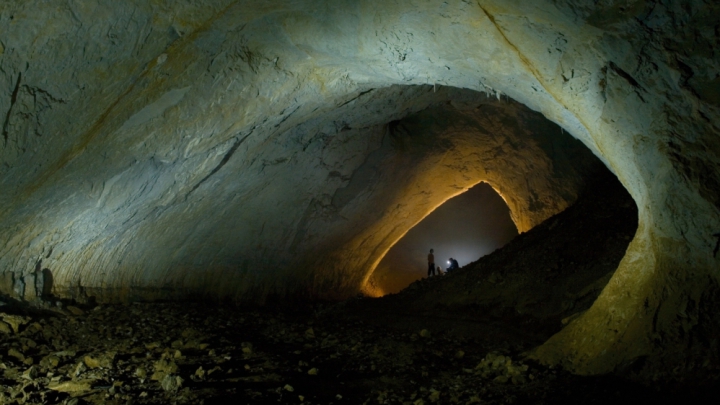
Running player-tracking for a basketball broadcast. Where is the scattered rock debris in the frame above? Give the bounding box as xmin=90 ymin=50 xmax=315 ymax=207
xmin=0 ymin=297 xmax=713 ymax=405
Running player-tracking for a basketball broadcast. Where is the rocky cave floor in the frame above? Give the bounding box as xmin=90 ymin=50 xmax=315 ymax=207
xmin=1 ymin=173 xmax=717 ymax=405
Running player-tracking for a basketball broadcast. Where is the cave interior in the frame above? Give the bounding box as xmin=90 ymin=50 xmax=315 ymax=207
xmin=1 ymin=0 xmax=719 ymax=403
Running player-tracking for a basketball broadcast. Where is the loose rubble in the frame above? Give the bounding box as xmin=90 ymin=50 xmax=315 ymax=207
xmin=0 ymin=297 xmax=713 ymax=405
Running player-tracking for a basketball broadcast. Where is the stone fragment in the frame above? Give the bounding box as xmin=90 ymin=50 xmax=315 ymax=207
xmin=84 ymin=352 xmax=116 ymax=369
xmin=48 ymin=379 xmax=94 ymax=393
xmin=0 ymin=321 xmax=11 ymax=334
xmin=8 ymin=348 xmax=25 ymax=362
xmin=40 ymin=355 xmax=60 ymax=369
xmin=134 ymin=367 xmax=147 ymax=379
xmin=493 ymin=375 xmax=508 ymax=384
xmin=22 ymin=365 xmax=38 ymax=380
xmin=284 ymin=384 xmax=294 ymax=392
xmin=151 ymin=359 xmax=178 ymax=381
xmin=66 ymin=306 xmax=85 ymax=316
xmin=241 ymin=342 xmax=253 ymax=355
xmin=20 ymin=338 xmax=37 ymax=349
xmin=419 ymin=329 xmax=430 ymax=338
xmin=26 ymin=322 xmax=43 ymax=334
xmin=73 ymin=362 xmax=87 ymax=377
xmin=1 ymin=314 xmax=31 ymax=333
xmin=160 ymin=374 xmax=183 ymax=392
xmin=54 ymin=350 xmax=77 ymax=358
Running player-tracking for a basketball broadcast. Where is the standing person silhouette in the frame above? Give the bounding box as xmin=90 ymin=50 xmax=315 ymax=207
xmin=428 ymin=249 xmax=436 ymax=277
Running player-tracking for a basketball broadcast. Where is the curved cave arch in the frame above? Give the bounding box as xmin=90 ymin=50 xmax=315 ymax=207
xmin=0 ymin=0 xmax=718 ymax=377
xmin=365 ymin=180 xmax=520 ymax=297
xmin=346 ymin=90 xmax=602 ymax=296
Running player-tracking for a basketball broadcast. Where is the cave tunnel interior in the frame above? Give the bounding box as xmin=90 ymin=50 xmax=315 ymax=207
xmin=370 ymin=181 xmax=519 ymax=296
xmin=1 ymin=0 xmax=720 ymax=403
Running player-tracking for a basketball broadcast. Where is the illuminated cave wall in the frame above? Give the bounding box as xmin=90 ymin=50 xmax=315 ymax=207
xmin=0 ymin=81 xmax=595 ymax=302
xmin=1 ymin=0 xmax=719 ymax=375
xmin=369 ymin=181 xmax=519 ymax=296
xmin=360 ymin=97 xmax=596 ymax=297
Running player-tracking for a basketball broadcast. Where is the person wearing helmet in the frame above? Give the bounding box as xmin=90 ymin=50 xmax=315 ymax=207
xmin=427 ymin=249 xmax=436 ymax=277
xmin=447 ymin=257 xmax=459 ymax=272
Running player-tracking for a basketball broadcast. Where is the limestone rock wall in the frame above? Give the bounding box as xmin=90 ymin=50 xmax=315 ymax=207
xmin=1 ymin=0 xmax=719 ymax=376
xmin=0 ymin=82 xmax=593 ymax=302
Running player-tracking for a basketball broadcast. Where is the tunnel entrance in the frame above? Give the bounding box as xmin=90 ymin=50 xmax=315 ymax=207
xmin=368 ymin=182 xmax=518 ymax=295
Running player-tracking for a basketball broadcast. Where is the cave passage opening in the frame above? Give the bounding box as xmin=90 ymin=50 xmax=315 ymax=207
xmin=350 ymin=84 xmax=628 ymax=304
xmin=368 ymin=181 xmax=518 ymax=295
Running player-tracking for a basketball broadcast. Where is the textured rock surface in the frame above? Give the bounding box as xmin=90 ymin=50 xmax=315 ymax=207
xmin=0 ymin=299 xmax=711 ymax=404
xmin=0 ymin=73 xmax=596 ymax=304
xmin=1 ymin=0 xmax=719 ymax=375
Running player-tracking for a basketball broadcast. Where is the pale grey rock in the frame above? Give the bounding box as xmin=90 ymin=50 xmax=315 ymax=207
xmin=33 ymin=268 xmax=44 ymax=299
xmin=12 ymin=276 xmax=24 ymax=298
xmin=160 ymin=374 xmax=184 ymax=392
xmin=22 ymin=271 xmax=36 ymax=301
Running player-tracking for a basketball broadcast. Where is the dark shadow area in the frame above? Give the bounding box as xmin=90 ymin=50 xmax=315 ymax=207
xmin=370 ymin=182 xmax=518 ymax=295
xmin=41 ymin=268 xmax=54 ymax=298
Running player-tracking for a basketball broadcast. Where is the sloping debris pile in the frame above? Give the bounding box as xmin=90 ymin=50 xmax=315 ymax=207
xmin=374 ymin=169 xmax=640 ymax=333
